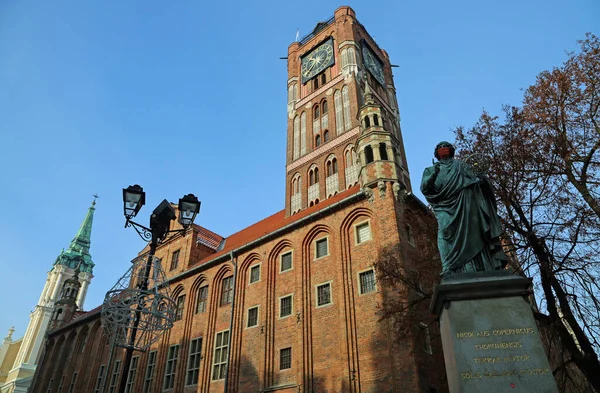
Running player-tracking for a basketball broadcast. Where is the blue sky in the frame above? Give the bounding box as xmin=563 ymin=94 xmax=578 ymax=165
xmin=0 ymin=0 xmax=597 ymax=337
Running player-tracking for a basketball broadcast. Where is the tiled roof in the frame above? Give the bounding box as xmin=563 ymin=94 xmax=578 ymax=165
xmin=196 ymin=185 xmax=362 ymax=264
xmin=194 ymin=225 xmax=224 ymax=250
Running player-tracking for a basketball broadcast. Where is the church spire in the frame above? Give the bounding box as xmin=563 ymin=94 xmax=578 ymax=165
xmin=53 ymin=198 xmax=97 ymax=273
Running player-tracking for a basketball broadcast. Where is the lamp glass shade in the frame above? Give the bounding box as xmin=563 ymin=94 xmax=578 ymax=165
xmin=178 ymin=194 xmax=200 ymax=228
xmin=123 ymin=185 xmax=145 ymax=219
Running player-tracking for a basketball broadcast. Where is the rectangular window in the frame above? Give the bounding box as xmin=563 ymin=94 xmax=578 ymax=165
xmin=142 ymin=351 xmax=157 ymax=393
xmin=124 ymin=356 xmax=138 ymax=393
xmin=247 ymin=306 xmax=259 ymax=327
xmin=67 ymin=372 xmax=77 ymax=393
xmin=221 ymin=276 xmax=234 ymax=306
xmin=186 ymin=337 xmax=203 ymax=386
xmin=359 ymin=270 xmax=376 ymax=294
xmin=281 ymin=252 xmax=292 ymax=272
xmin=280 ymin=347 xmax=292 ymax=370
xmin=163 ymin=344 xmax=179 ymax=390
xmin=108 ymin=360 xmax=121 ymax=393
xmin=196 ymin=286 xmax=208 ymax=314
xmin=57 ymin=375 xmax=65 ymax=393
xmin=280 ymin=295 xmax=292 ymax=318
xmin=249 ymin=265 xmax=260 ymax=283
xmin=212 ymin=330 xmax=229 ymax=381
xmin=175 ymin=295 xmax=186 ymax=321
xmin=93 ymin=366 xmax=105 ymax=393
xmin=170 ymin=250 xmax=180 ymax=271
xmin=356 ymin=222 xmax=371 ymax=244
xmin=315 ymin=238 xmax=328 ymax=258
xmin=317 ymin=283 xmax=332 ymax=307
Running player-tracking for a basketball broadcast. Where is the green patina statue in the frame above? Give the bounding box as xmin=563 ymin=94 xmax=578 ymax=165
xmin=420 ymin=141 xmax=507 ymax=275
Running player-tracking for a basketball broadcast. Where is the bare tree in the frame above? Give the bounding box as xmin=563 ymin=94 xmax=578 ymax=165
xmin=454 ymin=34 xmax=600 ymax=392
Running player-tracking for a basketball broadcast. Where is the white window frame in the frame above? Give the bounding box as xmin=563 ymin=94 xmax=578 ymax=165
xmin=142 ymin=351 xmax=157 ymax=393
xmin=124 ymin=356 xmax=138 ymax=393
xmin=314 ymin=236 xmax=330 ymax=260
xmin=249 ymin=263 xmax=261 ymax=284
xmin=163 ymin=344 xmax=179 ymax=390
xmin=354 ymin=220 xmax=372 ymax=245
xmin=247 ymin=305 xmax=260 ymax=328
xmin=280 ymin=251 xmax=293 ymax=273
xmin=315 ymin=281 xmax=333 ymax=308
xmin=357 ymin=268 xmax=377 ymax=295
xmin=93 ymin=366 xmax=105 ymax=393
xmin=279 ymin=294 xmax=294 ymax=319
xmin=108 ymin=360 xmax=121 ymax=393
xmin=280 ymin=347 xmax=292 ymax=370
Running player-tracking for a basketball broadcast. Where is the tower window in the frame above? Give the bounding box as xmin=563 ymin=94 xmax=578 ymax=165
xmin=170 ymin=250 xmax=180 ymax=271
xmin=322 ymin=100 xmax=328 ymax=114
xmin=280 ymin=347 xmax=292 ymax=370
xmin=365 ymin=146 xmax=374 ymax=164
xmin=314 ymin=105 xmax=320 ymax=118
xmin=313 ymin=78 xmax=319 ymax=90
xmin=373 ymin=114 xmax=379 ymax=126
xmin=247 ymin=306 xmax=259 ymax=327
xmin=309 ymin=167 xmax=319 ymax=185
xmin=315 ymin=135 xmax=321 ymax=147
xmin=326 ymin=157 xmax=338 ymax=177
xmin=364 ymin=116 xmax=371 ymax=128
xmin=359 ymin=269 xmax=376 ymax=294
xmin=379 ymin=143 xmax=389 ymax=160
xmin=280 ymin=295 xmax=293 ymax=318
xmin=321 ymin=73 xmax=326 ymax=86
xmin=316 ymin=282 xmax=332 ymax=307
xmin=324 ymin=130 xmax=330 ymax=142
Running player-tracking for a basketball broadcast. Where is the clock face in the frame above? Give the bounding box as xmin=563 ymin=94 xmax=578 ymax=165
xmin=301 ymin=39 xmax=335 ymax=84
xmin=362 ymin=44 xmax=385 ymax=86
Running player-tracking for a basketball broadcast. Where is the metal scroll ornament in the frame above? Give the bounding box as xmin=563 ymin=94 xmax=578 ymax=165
xmin=101 ymin=256 xmax=176 ymax=351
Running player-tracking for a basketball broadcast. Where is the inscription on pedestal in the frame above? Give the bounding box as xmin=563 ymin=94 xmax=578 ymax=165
xmin=439 ymin=296 xmax=558 ymax=392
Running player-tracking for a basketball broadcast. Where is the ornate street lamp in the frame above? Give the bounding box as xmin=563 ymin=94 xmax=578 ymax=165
xmin=101 ymin=185 xmax=200 ymax=393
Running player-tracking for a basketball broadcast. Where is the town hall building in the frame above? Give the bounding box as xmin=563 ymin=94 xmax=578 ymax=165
xmin=29 ymin=7 xmax=446 ymax=393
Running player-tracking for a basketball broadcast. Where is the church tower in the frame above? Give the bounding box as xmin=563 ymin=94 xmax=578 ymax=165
xmin=1 ymin=199 xmax=96 ymax=391
xmin=285 ymin=6 xmax=411 ymax=216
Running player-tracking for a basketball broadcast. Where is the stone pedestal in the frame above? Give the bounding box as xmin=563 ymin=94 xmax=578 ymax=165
xmin=430 ymin=271 xmax=558 ymax=393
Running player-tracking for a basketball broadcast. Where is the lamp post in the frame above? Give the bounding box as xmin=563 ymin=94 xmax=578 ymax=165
xmin=103 ymin=185 xmax=200 ymax=393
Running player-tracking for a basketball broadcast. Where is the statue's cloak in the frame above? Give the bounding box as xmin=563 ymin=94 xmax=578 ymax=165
xmin=421 ymin=159 xmax=504 ymax=274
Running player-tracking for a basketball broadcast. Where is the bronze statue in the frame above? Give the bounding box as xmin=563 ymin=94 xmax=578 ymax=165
xmin=420 ymin=142 xmax=507 ymax=275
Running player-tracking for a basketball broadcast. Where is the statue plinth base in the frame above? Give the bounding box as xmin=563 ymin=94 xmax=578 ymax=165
xmin=430 ymin=270 xmax=558 ymax=393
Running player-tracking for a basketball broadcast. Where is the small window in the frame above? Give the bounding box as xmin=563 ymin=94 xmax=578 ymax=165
xmin=314 ymin=105 xmax=320 ymax=118
xmin=364 ymin=116 xmax=371 ymax=128
xmin=281 ymin=252 xmax=292 ymax=272
xmin=249 ymin=265 xmax=260 ymax=284
xmin=324 ymin=130 xmax=330 ymax=142
xmin=406 ymin=224 xmax=415 ymax=246
xmin=315 ymin=135 xmax=321 ymax=147
xmin=373 ymin=114 xmax=379 ymax=126
xmin=356 ymin=222 xmax=371 ymax=244
xmin=212 ymin=331 xmax=229 ymax=380
xmin=359 ymin=270 xmax=376 ymax=294
xmin=175 ymin=295 xmax=185 ymax=321
xmin=321 ymin=73 xmax=326 ymax=86
xmin=365 ymin=146 xmax=374 ymax=163
xmin=280 ymin=295 xmax=293 ymax=318
xmin=163 ymin=345 xmax=179 ymax=390
xmin=317 ymin=283 xmax=332 ymax=307
xmin=93 ymin=366 xmax=105 ymax=393
xmin=124 ymin=357 xmax=138 ymax=393
xmin=58 ymin=376 xmax=65 ymax=393
xmin=379 ymin=143 xmax=389 ymax=160
xmin=170 ymin=250 xmax=180 ymax=271
xmin=108 ymin=360 xmax=121 ymax=393
xmin=420 ymin=322 xmax=432 ymax=354
xmin=68 ymin=372 xmax=78 ymax=393
xmin=322 ymin=100 xmax=328 ymax=114
xmin=315 ymin=238 xmax=328 ymax=259
xmin=247 ymin=306 xmax=259 ymax=327
xmin=196 ymin=286 xmax=208 ymax=314
xmin=313 ymin=78 xmax=319 ymax=90
xmin=142 ymin=351 xmax=157 ymax=393
xmin=186 ymin=338 xmax=202 ymax=386
xmin=221 ymin=276 xmax=234 ymax=306
xmin=280 ymin=347 xmax=292 ymax=370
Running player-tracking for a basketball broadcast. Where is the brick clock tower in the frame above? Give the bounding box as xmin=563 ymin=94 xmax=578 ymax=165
xmin=285 ymin=6 xmax=411 ymax=216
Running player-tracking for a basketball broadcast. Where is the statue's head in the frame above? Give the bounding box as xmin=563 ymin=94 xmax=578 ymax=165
xmin=434 ymin=141 xmax=455 ymax=160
